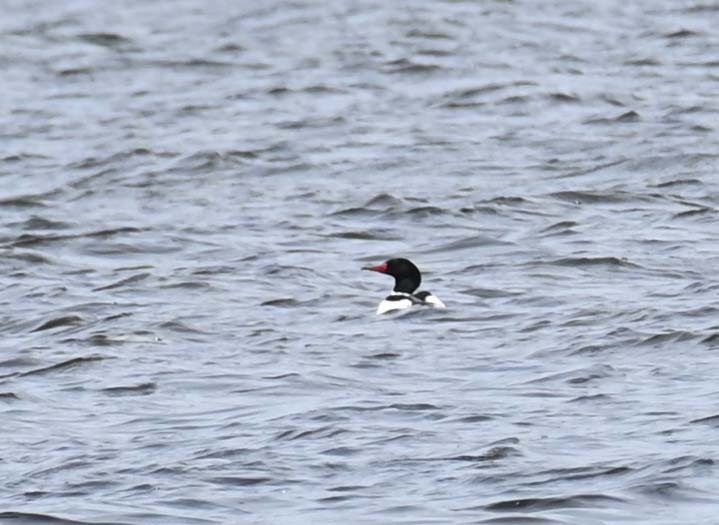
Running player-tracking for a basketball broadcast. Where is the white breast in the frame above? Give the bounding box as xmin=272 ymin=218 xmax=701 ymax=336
xmin=376 ymin=298 xmax=413 ymax=315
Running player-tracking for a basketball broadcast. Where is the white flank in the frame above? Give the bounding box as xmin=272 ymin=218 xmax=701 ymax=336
xmin=424 ymin=294 xmax=446 ymax=308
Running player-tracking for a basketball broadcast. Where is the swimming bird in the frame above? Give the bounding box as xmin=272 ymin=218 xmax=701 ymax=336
xmin=362 ymin=258 xmax=446 ymax=314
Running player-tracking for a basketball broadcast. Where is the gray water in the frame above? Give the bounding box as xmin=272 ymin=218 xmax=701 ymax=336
xmin=3 ymin=1 xmax=719 ymax=523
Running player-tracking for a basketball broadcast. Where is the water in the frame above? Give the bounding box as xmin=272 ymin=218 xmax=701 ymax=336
xmin=2 ymin=1 xmax=719 ymax=523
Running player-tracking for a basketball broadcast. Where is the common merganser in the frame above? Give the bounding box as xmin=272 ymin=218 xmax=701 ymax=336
xmin=362 ymin=258 xmax=446 ymax=315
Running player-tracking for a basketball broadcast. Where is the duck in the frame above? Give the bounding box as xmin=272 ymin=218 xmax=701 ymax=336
xmin=362 ymin=258 xmax=446 ymax=314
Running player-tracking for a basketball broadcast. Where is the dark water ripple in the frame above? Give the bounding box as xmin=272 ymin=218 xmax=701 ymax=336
xmin=3 ymin=0 xmax=719 ymax=523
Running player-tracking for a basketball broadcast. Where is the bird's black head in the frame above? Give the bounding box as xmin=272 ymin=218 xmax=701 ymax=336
xmin=363 ymin=257 xmax=422 ymax=293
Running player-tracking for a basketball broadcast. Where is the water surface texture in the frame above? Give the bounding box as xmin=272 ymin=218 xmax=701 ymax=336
xmin=3 ymin=1 xmax=719 ymax=523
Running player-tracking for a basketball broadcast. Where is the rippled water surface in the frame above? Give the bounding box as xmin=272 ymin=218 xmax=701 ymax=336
xmin=4 ymin=1 xmax=719 ymax=523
